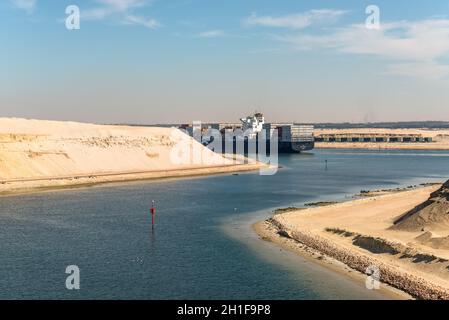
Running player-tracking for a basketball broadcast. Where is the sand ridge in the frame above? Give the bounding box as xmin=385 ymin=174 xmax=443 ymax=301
xmin=392 ymin=181 xmax=449 ymax=233
xmin=0 ymin=118 xmax=261 ymax=194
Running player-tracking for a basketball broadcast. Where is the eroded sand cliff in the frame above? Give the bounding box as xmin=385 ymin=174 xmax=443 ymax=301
xmin=0 ymin=118 xmax=259 ymax=194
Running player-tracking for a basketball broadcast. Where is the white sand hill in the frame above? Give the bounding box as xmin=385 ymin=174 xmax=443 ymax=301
xmin=0 ymin=118 xmax=258 ymax=193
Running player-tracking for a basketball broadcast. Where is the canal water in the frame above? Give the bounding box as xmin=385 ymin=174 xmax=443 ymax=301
xmin=0 ymin=149 xmax=448 ymax=299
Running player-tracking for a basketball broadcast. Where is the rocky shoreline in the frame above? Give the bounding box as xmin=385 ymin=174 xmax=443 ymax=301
xmin=267 ymin=218 xmax=449 ymax=300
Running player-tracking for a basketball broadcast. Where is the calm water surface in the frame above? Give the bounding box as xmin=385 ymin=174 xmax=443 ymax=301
xmin=1 ymin=149 xmax=448 ymax=299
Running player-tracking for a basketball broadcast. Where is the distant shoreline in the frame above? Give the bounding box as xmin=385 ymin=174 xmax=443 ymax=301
xmin=315 ymin=128 xmax=449 ymax=150
xmin=254 ymin=184 xmax=449 ymax=300
xmin=315 ymin=142 xmax=449 ymax=150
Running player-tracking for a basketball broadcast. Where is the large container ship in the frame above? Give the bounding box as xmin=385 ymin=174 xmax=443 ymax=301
xmin=244 ymin=113 xmax=314 ymax=153
xmin=197 ymin=112 xmax=315 ymax=154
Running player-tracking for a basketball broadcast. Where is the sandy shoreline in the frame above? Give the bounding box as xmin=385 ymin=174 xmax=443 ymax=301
xmin=254 ymin=185 xmax=449 ymax=300
xmin=253 ymin=220 xmax=412 ymax=300
xmin=0 ymin=162 xmax=262 ymax=196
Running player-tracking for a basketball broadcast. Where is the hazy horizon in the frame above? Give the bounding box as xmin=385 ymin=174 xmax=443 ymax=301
xmin=2 ymin=0 xmax=449 ymax=124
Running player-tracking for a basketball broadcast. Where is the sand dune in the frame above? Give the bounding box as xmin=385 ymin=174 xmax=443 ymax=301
xmin=392 ymin=181 xmax=449 ymax=232
xmin=0 ymin=118 xmax=260 ymax=194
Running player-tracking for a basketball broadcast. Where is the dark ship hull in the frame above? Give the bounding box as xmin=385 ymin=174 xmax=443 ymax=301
xmin=201 ymin=123 xmax=315 ymax=155
xmin=278 ymin=140 xmax=315 ymax=153
xmin=218 ymin=136 xmax=314 ymax=155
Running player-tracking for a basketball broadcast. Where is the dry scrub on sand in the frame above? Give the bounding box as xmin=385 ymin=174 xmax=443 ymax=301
xmin=256 ymin=184 xmax=449 ymax=300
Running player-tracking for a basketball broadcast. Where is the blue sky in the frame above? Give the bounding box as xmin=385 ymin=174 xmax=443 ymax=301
xmin=2 ymin=0 xmax=449 ymax=123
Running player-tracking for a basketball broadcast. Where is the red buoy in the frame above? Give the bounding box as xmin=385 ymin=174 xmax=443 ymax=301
xmin=150 ymin=200 xmax=156 ymax=227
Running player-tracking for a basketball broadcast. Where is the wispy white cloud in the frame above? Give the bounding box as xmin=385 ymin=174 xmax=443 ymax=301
xmin=82 ymin=7 xmax=113 ymax=20
xmin=83 ymin=0 xmax=148 ymax=20
xmin=10 ymin=0 xmax=37 ymax=13
xmin=245 ymin=9 xmax=347 ymax=29
xmin=98 ymin=0 xmax=147 ymax=11
xmin=275 ymin=18 xmax=449 ymax=79
xmin=197 ymin=30 xmax=226 ymax=38
xmin=82 ymin=0 xmax=161 ymax=29
xmin=122 ymin=14 xmax=161 ymax=29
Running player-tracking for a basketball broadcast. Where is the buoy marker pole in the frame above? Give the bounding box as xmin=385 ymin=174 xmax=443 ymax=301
xmin=150 ymin=200 xmax=156 ymax=228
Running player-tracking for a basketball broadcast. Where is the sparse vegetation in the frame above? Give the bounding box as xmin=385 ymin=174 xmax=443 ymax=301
xmin=325 ymin=227 xmax=355 ymax=237
xmin=273 ymin=207 xmax=303 ymax=215
xmin=305 ymin=201 xmax=338 ymax=207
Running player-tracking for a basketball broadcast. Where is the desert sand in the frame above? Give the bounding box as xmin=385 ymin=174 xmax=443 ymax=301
xmin=0 ymin=118 xmax=261 ymax=195
xmin=392 ymin=181 xmax=449 ymax=237
xmin=256 ymin=184 xmax=449 ymax=299
xmin=315 ymin=128 xmax=449 ymax=150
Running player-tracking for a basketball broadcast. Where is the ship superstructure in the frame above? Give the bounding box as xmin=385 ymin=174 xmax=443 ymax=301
xmin=240 ymin=112 xmax=265 ymax=136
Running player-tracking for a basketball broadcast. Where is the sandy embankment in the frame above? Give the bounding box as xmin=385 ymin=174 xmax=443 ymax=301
xmin=0 ymin=118 xmax=262 ymax=195
xmin=255 ymin=185 xmax=449 ymax=300
xmin=315 ymin=128 xmax=449 ymax=150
